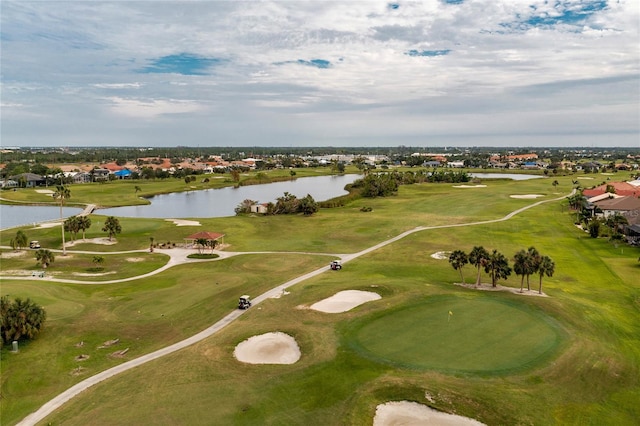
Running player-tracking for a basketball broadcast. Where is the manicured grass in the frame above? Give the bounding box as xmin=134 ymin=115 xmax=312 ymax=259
xmin=348 ymin=295 xmax=564 ymax=373
xmin=1 ymin=173 xmax=639 ymax=425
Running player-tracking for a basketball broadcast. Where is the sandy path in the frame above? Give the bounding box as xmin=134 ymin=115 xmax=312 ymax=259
xmin=15 ymin=190 xmax=573 ymax=426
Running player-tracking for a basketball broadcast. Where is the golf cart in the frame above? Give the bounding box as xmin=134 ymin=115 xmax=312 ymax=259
xmin=29 ymin=241 xmax=41 ymax=249
xmin=329 ymin=260 xmax=342 ymax=270
xmin=238 ymin=295 xmax=251 ymax=310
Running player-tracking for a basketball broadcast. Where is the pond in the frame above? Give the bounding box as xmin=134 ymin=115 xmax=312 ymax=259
xmin=1 ymin=205 xmax=84 ymax=230
xmin=1 ymin=174 xmax=360 ymax=229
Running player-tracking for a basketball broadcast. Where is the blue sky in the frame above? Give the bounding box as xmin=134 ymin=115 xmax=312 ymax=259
xmin=1 ymin=0 xmax=638 ymax=148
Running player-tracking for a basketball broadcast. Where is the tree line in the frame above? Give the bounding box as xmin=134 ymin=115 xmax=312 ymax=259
xmin=448 ymin=246 xmax=555 ymax=294
xmin=235 ymin=192 xmax=318 ymax=216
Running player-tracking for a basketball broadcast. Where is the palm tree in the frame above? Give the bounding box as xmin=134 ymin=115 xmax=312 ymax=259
xmin=149 ymin=237 xmax=155 ymax=253
xmin=76 ymin=215 xmax=92 ymax=240
xmin=513 ymin=250 xmax=529 ymax=293
xmin=448 ymin=250 xmax=468 ymax=284
xmin=207 ymin=239 xmax=219 ymax=253
xmin=2 ymin=297 xmax=47 ymax=342
xmin=195 ymin=238 xmax=208 ymax=254
xmin=468 ymin=246 xmax=490 ymax=287
xmin=92 ymin=256 xmax=105 ymax=268
xmin=484 ymin=249 xmax=512 ymax=287
xmin=53 ymin=185 xmax=71 ymax=255
xmin=101 ymin=216 xmax=122 ymax=241
xmin=35 ymin=249 xmax=55 ymax=269
xmin=525 ymin=247 xmax=541 ymax=291
xmin=64 ymin=216 xmax=80 ymax=242
xmin=537 ymin=256 xmax=555 ymax=294
xmin=552 ymin=180 xmax=559 ymax=189
xmin=134 ymin=185 xmax=141 ymax=193
xmin=14 ymin=230 xmax=28 ymax=250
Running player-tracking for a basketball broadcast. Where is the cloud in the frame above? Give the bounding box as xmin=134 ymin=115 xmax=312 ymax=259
xmin=0 ymin=0 xmax=638 ymax=147
xmin=106 ymin=97 xmax=207 ymax=118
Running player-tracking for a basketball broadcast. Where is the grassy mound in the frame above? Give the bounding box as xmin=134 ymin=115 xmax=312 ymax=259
xmin=348 ymin=295 xmax=565 ymax=374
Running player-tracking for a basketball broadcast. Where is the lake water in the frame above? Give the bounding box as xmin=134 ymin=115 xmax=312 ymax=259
xmin=0 ymin=173 xmax=543 ymax=230
xmin=1 ymin=174 xmax=360 ymax=229
xmin=1 ymin=205 xmax=84 ymax=230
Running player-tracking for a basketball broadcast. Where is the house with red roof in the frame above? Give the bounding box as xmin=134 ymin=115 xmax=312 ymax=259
xmin=583 ymin=181 xmax=640 ymax=198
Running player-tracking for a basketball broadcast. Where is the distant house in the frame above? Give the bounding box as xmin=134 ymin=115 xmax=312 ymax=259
xmin=447 ymin=161 xmax=465 ymax=168
xmin=592 ymin=196 xmax=640 ymax=218
xmin=9 ymin=173 xmax=45 ymax=188
xmin=583 ymin=181 xmax=640 ymax=198
xmin=250 ymin=203 xmax=269 ymax=214
xmin=72 ymin=172 xmax=92 ymax=184
xmin=423 ymin=161 xmax=442 ymax=168
xmin=114 ymin=169 xmax=132 ymax=179
xmin=92 ymin=168 xmax=110 ymax=181
xmin=1 ymin=179 xmax=19 ymax=188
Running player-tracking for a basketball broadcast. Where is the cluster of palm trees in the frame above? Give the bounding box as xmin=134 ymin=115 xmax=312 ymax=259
xmin=1 ymin=296 xmax=47 ymax=345
xmin=448 ymin=246 xmax=555 ymax=294
xmin=195 ymin=238 xmax=219 ymax=254
xmin=63 ymin=215 xmax=92 ymax=243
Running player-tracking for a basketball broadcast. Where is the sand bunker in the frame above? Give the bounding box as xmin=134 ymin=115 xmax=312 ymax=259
xmin=310 ymin=290 xmax=381 ymax=313
xmin=510 ymin=194 xmax=544 ymax=199
xmin=431 ymin=251 xmax=450 ymax=260
xmin=234 ymin=332 xmax=301 ymax=364
xmin=577 ymin=177 xmax=594 ymax=180
xmin=165 ymin=219 xmax=201 ymax=226
xmin=35 ymin=189 xmax=55 ymax=194
xmin=452 ymin=184 xmax=487 ymax=188
xmin=36 ymin=222 xmax=62 ymax=228
xmin=374 ymin=401 xmax=485 ymax=426
xmin=64 ymin=238 xmax=116 ymax=247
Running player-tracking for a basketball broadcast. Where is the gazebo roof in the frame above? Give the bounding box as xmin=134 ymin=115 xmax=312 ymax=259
xmin=185 ymin=231 xmax=224 ymax=240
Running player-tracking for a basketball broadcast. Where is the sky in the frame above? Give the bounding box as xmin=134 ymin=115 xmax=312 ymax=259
xmin=1 ymin=0 xmax=639 ymax=148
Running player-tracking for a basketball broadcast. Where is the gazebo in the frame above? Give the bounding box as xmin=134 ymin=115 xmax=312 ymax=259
xmin=184 ymin=231 xmax=225 ymax=248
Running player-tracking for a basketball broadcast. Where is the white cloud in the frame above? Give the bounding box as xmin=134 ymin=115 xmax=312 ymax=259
xmin=0 ymin=0 xmax=638 ymax=147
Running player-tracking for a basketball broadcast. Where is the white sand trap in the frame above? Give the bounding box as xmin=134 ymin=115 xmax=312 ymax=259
xmin=577 ymin=177 xmax=594 ymax=180
xmin=374 ymin=401 xmax=486 ymax=426
xmin=510 ymin=194 xmax=544 ymax=199
xmin=234 ymin=332 xmax=301 ymax=364
xmin=164 ymin=219 xmax=201 ymax=226
xmin=431 ymin=251 xmax=450 ymax=260
xmin=36 ymin=222 xmax=62 ymax=228
xmin=452 ymin=185 xmax=487 ymax=188
xmin=64 ymin=238 xmax=116 ymax=247
xmin=310 ymin=290 xmax=381 ymax=313
xmin=35 ymin=189 xmax=55 ymax=194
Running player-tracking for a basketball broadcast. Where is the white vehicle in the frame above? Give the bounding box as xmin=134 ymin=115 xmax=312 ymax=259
xmin=29 ymin=241 xmax=41 ymax=249
xmin=329 ymin=260 xmax=342 ymax=270
xmin=238 ymin=295 xmax=252 ymax=310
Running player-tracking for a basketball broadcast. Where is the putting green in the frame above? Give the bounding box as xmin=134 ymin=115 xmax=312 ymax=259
xmin=348 ymin=295 xmax=564 ymax=374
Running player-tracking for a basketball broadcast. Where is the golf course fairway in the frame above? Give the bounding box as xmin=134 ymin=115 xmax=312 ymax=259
xmin=349 ymin=295 xmax=565 ymax=373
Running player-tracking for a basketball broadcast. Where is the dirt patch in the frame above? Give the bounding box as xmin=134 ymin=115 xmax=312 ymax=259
xmin=70 ymin=366 xmax=87 ymax=376
xmin=374 ymin=401 xmax=485 ymax=426
xmin=126 ymin=257 xmax=145 ymax=262
xmin=454 ymin=282 xmax=548 ymax=297
xmin=0 ymin=251 xmax=28 ymax=259
xmin=74 ymin=354 xmax=90 ymax=361
xmin=110 ymin=348 xmax=129 ymax=358
xmin=233 ymin=332 xmax=301 ymax=364
xmin=310 ymin=290 xmax=381 ymax=313
xmin=98 ymin=338 xmax=119 ymax=349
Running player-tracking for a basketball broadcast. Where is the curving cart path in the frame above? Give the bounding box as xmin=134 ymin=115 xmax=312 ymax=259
xmin=15 ymin=192 xmax=571 ymax=426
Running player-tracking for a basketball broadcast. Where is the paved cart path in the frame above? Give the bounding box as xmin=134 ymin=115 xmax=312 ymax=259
xmin=15 ymin=192 xmax=571 ymax=426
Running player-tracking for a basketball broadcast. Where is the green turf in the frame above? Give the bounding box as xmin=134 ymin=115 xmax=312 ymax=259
xmin=348 ymin=295 xmax=563 ymax=373
xmin=1 ymin=173 xmax=639 ymax=425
